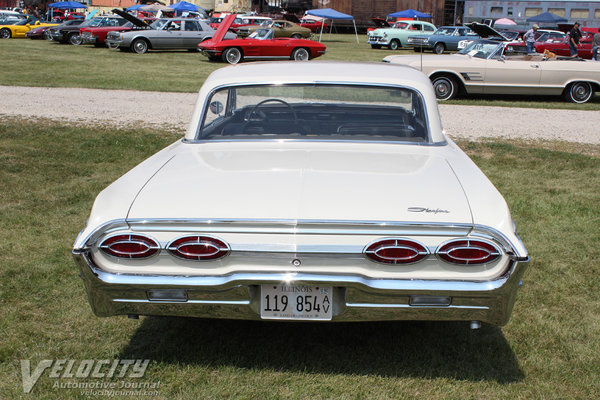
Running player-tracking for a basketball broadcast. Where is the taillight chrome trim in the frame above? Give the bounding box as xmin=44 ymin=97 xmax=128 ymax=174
xmin=436 ymin=239 xmax=502 ymax=265
xmin=166 ymin=235 xmax=231 ymax=261
xmin=364 ymin=238 xmax=430 ymax=264
xmin=99 ymin=234 xmax=160 ymax=259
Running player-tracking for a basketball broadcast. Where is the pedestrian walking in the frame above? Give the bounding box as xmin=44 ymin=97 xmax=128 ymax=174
xmin=569 ymin=22 xmax=582 ymax=57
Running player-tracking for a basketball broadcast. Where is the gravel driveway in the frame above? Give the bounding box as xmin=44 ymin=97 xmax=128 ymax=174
xmin=2 ymin=86 xmax=599 ymax=144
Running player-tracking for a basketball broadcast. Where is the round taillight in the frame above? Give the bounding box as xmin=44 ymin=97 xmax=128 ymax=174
xmin=99 ymin=234 xmax=160 ymax=259
xmin=437 ymin=239 xmax=501 ymax=265
xmin=167 ymin=236 xmax=230 ymax=261
xmin=364 ymin=238 xmax=429 ymax=264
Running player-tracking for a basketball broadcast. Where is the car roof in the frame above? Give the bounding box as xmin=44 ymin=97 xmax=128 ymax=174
xmin=187 ymin=61 xmax=444 ymax=142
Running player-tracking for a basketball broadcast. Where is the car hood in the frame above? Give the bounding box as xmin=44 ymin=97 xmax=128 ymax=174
xmin=111 ymin=8 xmax=151 ymax=28
xmin=126 ymin=142 xmax=474 ymax=225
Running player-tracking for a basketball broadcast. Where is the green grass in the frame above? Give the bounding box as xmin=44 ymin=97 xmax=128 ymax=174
xmin=0 ymin=118 xmax=599 ymax=399
xmin=1 ymin=35 xmax=599 ymax=109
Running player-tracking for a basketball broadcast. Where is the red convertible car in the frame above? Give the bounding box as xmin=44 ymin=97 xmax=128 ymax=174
xmin=198 ymin=14 xmax=326 ymax=64
xmin=535 ymin=31 xmax=595 ymax=59
xmin=299 ymin=17 xmax=327 ymax=33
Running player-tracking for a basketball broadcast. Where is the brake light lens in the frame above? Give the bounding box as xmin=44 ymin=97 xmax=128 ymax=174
xmin=364 ymin=238 xmax=429 ymax=264
xmin=437 ymin=239 xmax=501 ymax=265
xmin=99 ymin=234 xmax=160 ymax=259
xmin=167 ymin=236 xmax=230 ymax=261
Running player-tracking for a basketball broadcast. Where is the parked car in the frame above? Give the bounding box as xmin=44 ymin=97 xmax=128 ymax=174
xmin=73 ymin=61 xmax=529 ymax=326
xmin=48 ymin=15 xmax=126 ymax=45
xmin=106 ymin=17 xmax=235 ymax=54
xmin=209 ymin=14 xmax=271 ymax=32
xmin=535 ymin=31 xmax=596 ymax=59
xmin=236 ymin=19 xmax=311 ymax=39
xmin=407 ymin=26 xmax=479 ymax=54
xmin=81 ymin=11 xmax=155 ymax=47
xmin=383 ymin=38 xmax=600 ymax=103
xmin=0 ymin=18 xmax=57 ymax=39
xmin=0 ymin=11 xmax=26 ymax=24
xmin=25 ymin=24 xmax=53 ymax=39
xmin=367 ymin=20 xmax=436 ymax=50
xmin=299 ymin=17 xmax=327 ymax=33
xmin=198 ymin=15 xmax=326 ymax=63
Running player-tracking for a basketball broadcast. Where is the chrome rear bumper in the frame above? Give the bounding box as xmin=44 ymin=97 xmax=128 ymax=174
xmin=73 ymin=250 xmax=528 ymax=325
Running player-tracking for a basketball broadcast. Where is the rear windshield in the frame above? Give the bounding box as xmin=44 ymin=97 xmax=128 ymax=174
xmin=198 ymin=84 xmax=429 ymax=143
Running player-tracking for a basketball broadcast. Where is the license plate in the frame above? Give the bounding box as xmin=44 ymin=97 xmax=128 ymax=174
xmin=260 ymin=285 xmax=332 ymax=320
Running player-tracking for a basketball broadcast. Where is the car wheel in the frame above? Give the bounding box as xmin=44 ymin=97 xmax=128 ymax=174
xmin=68 ymin=33 xmax=82 ymax=45
xmin=291 ymin=33 xmax=302 ymax=39
xmin=370 ymin=44 xmax=381 ymax=49
xmin=222 ymin=47 xmax=242 ymax=64
xmin=431 ymin=75 xmax=457 ymax=101
xmin=433 ymin=43 xmax=445 ymax=54
xmin=291 ymin=47 xmax=309 ymax=61
xmin=564 ymin=82 xmax=593 ymax=103
xmin=131 ymin=38 xmax=149 ymax=54
xmin=0 ymin=28 xmax=12 ymax=39
xmin=389 ymin=39 xmax=400 ymax=50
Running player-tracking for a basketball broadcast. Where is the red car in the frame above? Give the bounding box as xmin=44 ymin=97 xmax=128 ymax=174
xmin=80 ymin=16 xmax=155 ymax=47
xmin=299 ymin=18 xmax=327 ymax=33
xmin=534 ymin=31 xmax=595 ymax=59
xmin=198 ymin=14 xmax=326 ymax=64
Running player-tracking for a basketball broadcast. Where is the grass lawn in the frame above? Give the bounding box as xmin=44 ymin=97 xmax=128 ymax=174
xmin=0 ymin=118 xmax=599 ymax=399
xmin=1 ymin=35 xmax=599 ymax=109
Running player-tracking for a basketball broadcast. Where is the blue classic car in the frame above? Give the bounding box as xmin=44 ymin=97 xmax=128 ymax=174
xmin=407 ymin=26 xmax=479 ymax=54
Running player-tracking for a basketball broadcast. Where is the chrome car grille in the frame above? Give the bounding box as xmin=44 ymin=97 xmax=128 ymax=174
xmin=408 ymin=38 xmax=428 ymax=45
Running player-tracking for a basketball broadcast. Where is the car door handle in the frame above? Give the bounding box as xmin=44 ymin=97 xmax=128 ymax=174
xmin=530 ymin=64 xmax=539 ymax=68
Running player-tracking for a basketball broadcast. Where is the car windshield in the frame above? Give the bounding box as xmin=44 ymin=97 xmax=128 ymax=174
xmin=260 ymin=20 xmax=273 ymax=27
xmin=151 ymin=19 xmax=170 ymax=29
xmin=434 ymin=27 xmax=455 ymax=35
xmin=199 ymin=84 xmax=429 ymax=143
xmin=457 ymin=39 xmax=501 ymax=58
xmin=248 ymin=28 xmax=273 ymax=40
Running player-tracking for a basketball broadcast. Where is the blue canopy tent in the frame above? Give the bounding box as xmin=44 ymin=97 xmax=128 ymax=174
xmin=48 ymin=1 xmax=87 ymax=8
xmin=388 ymin=9 xmax=433 ymax=19
xmin=126 ymin=4 xmax=144 ymax=11
xmin=306 ymin=8 xmax=358 ymax=43
xmin=170 ymin=1 xmax=207 ymax=17
xmin=526 ymin=12 xmax=568 ymax=23
xmin=48 ymin=1 xmax=87 ymax=21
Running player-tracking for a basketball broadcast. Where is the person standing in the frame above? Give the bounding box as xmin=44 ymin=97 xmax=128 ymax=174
xmin=593 ymin=29 xmax=600 ymax=61
xmin=524 ymin=24 xmax=538 ymax=54
xmin=569 ymin=21 xmax=582 ymax=57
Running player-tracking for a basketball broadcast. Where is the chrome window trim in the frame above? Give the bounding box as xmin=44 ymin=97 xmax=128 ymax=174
xmin=194 ymin=81 xmax=439 ymax=145
xmin=75 ymin=217 xmax=527 ymax=259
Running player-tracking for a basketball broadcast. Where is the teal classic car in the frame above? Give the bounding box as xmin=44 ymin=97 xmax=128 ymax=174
xmin=367 ymin=20 xmax=436 ymax=50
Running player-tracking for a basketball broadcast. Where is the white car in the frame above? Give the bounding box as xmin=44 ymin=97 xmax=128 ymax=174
xmin=73 ymin=62 xmax=529 ymax=327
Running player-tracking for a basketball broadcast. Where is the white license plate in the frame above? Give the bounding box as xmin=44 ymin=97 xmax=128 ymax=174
xmin=260 ymin=285 xmax=332 ymax=320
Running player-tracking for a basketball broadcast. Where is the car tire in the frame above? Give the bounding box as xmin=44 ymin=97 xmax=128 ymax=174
xmin=370 ymin=44 xmax=381 ymax=49
xmin=131 ymin=38 xmax=149 ymax=54
xmin=291 ymin=47 xmax=310 ymax=61
xmin=433 ymin=43 xmax=445 ymax=54
xmin=431 ymin=75 xmax=457 ymax=101
xmin=222 ymin=47 xmax=242 ymax=64
xmin=291 ymin=33 xmax=302 ymax=39
xmin=68 ymin=32 xmax=81 ymax=45
xmin=389 ymin=39 xmax=400 ymax=50
xmin=0 ymin=28 xmax=12 ymax=39
xmin=564 ymin=82 xmax=593 ymax=103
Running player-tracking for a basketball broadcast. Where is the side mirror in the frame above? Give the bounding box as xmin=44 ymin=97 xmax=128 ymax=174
xmin=209 ymin=101 xmax=224 ymax=115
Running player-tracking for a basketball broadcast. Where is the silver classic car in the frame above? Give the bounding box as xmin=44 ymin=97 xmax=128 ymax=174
xmin=106 ymin=17 xmax=235 ymax=54
xmin=74 ymin=62 xmax=528 ymax=328
xmin=384 ymin=38 xmax=600 ymax=103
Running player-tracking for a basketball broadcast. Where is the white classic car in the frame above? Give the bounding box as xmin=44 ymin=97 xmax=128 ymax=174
xmin=73 ymin=62 xmax=529 ymax=327
xmin=383 ymin=38 xmax=600 ymax=103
